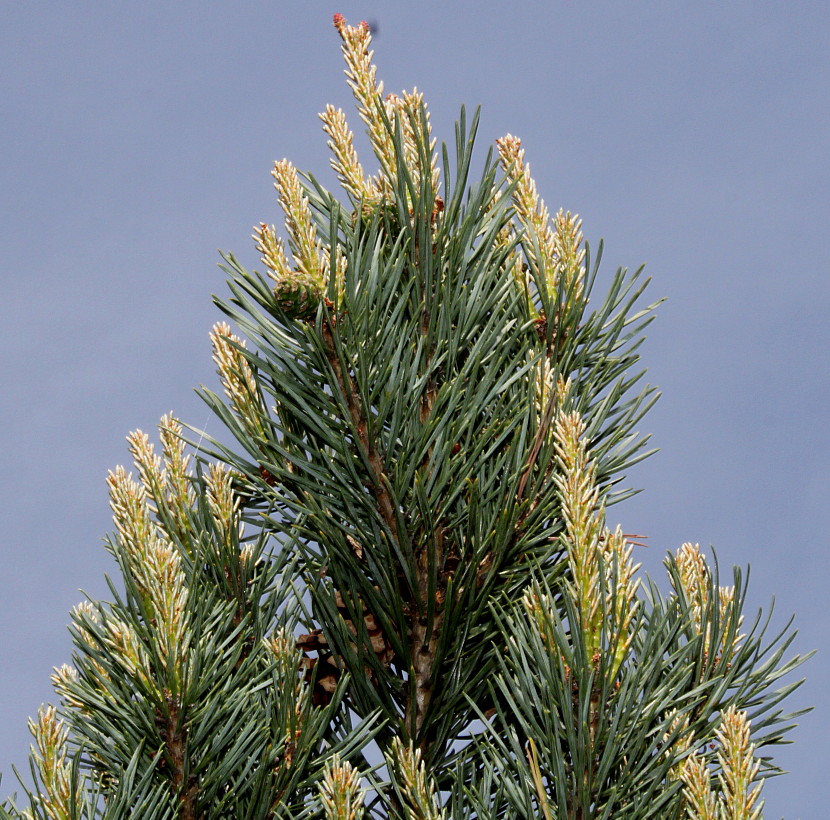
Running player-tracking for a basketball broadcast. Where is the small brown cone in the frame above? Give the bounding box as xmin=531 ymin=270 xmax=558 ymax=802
xmin=296 ymin=590 xmax=396 ymax=706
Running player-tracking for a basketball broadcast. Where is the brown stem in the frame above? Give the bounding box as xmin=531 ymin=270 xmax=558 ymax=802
xmin=407 ymin=613 xmax=443 ymax=749
xmin=159 ymin=692 xmax=198 ymax=820
xmin=517 ymin=382 xmax=558 ymax=503
xmin=321 ymin=318 xmax=399 ymax=538
xmin=405 ymin=523 xmax=444 ymax=748
xmin=403 ymin=371 xmax=444 ymax=750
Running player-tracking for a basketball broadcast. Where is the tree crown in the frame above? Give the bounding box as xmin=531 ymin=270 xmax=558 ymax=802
xmin=3 ymin=15 xmax=809 ymax=820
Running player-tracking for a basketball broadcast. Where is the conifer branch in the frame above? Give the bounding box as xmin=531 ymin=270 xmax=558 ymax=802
xmin=25 ymin=706 xmax=79 ymax=820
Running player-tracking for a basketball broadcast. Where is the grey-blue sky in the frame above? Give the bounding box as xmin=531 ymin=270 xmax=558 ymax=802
xmin=1 ymin=2 xmax=826 ymax=815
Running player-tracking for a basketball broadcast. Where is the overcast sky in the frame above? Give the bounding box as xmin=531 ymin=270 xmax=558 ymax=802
xmin=2 ymin=2 xmax=827 ymax=816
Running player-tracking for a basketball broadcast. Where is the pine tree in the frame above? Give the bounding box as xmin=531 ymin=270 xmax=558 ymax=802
xmin=3 ymin=16 xmax=809 ymax=820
